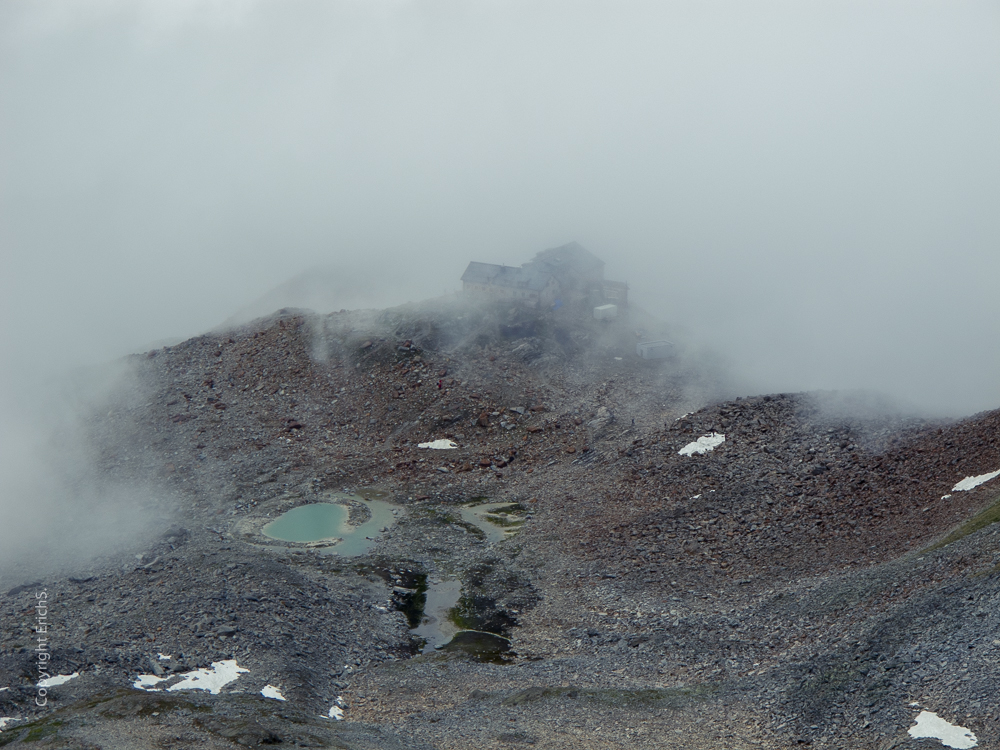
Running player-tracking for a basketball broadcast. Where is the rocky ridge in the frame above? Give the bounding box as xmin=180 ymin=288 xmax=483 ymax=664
xmin=0 ymin=296 xmax=997 ymax=749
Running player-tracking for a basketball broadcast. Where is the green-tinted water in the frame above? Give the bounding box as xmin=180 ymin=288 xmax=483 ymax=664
xmin=261 ymin=495 xmax=400 ymax=556
xmin=459 ymin=502 xmax=524 ymax=543
xmin=262 ymin=503 xmax=348 ymax=543
xmin=440 ymin=630 xmax=513 ymax=663
xmin=327 ymin=499 xmax=398 ymax=557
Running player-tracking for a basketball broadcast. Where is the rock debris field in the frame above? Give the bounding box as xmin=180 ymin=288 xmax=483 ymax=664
xmin=1 ymin=296 xmax=999 ymax=749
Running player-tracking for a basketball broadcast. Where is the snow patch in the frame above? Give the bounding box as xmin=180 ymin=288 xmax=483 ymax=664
xmin=0 ymin=718 xmax=17 ymax=732
xmin=261 ymin=685 xmax=286 ymax=701
xmin=908 ymin=710 xmax=977 ymax=748
xmin=157 ymin=653 xmax=172 ymax=661
xmin=134 ymin=660 xmax=248 ymax=695
xmin=327 ymin=696 xmax=346 ymax=720
xmin=679 ymin=433 xmax=725 ymax=456
xmin=167 ymin=660 xmax=248 ymax=694
xmin=37 ymin=673 xmax=78 ymax=688
xmin=134 ymin=674 xmax=167 ymax=690
xmin=951 ymin=470 xmax=1000 ymax=492
xmin=418 ymin=439 xmax=458 ymax=450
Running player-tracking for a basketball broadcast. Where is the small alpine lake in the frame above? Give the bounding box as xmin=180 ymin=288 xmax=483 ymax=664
xmin=260 ymin=494 xmax=399 ymax=557
xmin=262 ymin=503 xmax=348 ymax=543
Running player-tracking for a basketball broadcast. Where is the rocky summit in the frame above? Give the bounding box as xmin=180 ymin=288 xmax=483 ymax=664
xmin=1 ymin=296 xmax=998 ymax=749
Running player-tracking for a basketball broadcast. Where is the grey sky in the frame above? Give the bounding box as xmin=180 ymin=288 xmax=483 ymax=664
xmin=2 ymin=0 xmax=999 ymax=416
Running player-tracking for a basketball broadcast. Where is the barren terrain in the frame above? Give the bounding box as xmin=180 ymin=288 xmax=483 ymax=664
xmin=1 ymin=297 xmax=998 ymax=749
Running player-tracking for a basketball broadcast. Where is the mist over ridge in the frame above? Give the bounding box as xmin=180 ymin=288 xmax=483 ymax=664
xmin=1 ymin=1 xmax=999 ymax=583
xmin=3 ymin=0 xmax=997 ymax=419
xmin=3 ymin=0 xmax=998 ymax=416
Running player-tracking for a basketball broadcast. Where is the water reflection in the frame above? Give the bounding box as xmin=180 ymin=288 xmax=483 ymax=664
xmin=410 ymin=578 xmax=461 ymax=652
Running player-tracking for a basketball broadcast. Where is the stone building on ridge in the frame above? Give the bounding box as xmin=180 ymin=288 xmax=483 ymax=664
xmin=461 ymin=242 xmax=627 ymax=310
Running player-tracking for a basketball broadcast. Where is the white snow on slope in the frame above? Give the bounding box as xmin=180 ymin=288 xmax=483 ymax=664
xmin=261 ymin=685 xmax=286 ymax=701
xmin=908 ymin=710 xmax=977 ymax=748
xmin=134 ymin=674 xmax=166 ymax=690
xmin=134 ymin=660 xmax=248 ymax=695
xmin=169 ymin=660 xmax=248 ymax=693
xmin=327 ymin=696 xmax=346 ymax=720
xmin=952 ymin=470 xmax=1000 ymax=493
xmin=37 ymin=673 xmax=78 ymax=688
xmin=0 ymin=718 xmax=17 ymax=732
xmin=679 ymin=433 xmax=725 ymax=456
xmin=418 ymin=439 xmax=457 ymax=449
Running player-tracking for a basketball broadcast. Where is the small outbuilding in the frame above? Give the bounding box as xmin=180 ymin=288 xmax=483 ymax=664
xmin=593 ymin=304 xmax=617 ymax=320
xmin=636 ymin=340 xmax=675 ymax=360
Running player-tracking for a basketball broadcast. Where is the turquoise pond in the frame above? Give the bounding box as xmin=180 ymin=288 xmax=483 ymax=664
xmin=261 ymin=496 xmax=399 ymax=556
xmin=261 ymin=503 xmax=348 ymax=542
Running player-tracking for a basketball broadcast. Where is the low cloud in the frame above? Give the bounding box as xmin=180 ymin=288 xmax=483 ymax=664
xmin=0 ymin=361 xmax=169 ymax=581
xmin=1 ymin=1 xmax=998 ymax=573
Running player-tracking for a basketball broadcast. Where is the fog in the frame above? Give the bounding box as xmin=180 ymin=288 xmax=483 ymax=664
xmin=0 ymin=360 xmax=168 ymax=578
xmin=1 ymin=1 xmax=999 ymax=575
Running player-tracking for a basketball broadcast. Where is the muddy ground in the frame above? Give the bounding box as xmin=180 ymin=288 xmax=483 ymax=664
xmin=1 ymin=296 xmax=998 ymax=749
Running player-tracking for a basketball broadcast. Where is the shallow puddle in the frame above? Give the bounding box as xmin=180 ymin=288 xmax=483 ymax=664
xmin=459 ymin=502 xmax=523 ymax=543
xmin=408 ymin=579 xmax=515 ymax=662
xmin=439 ymin=630 xmax=513 ymax=663
xmin=325 ymin=499 xmax=399 ymax=557
xmin=410 ymin=579 xmax=462 ymax=652
xmin=262 ymin=494 xmax=400 ymax=557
